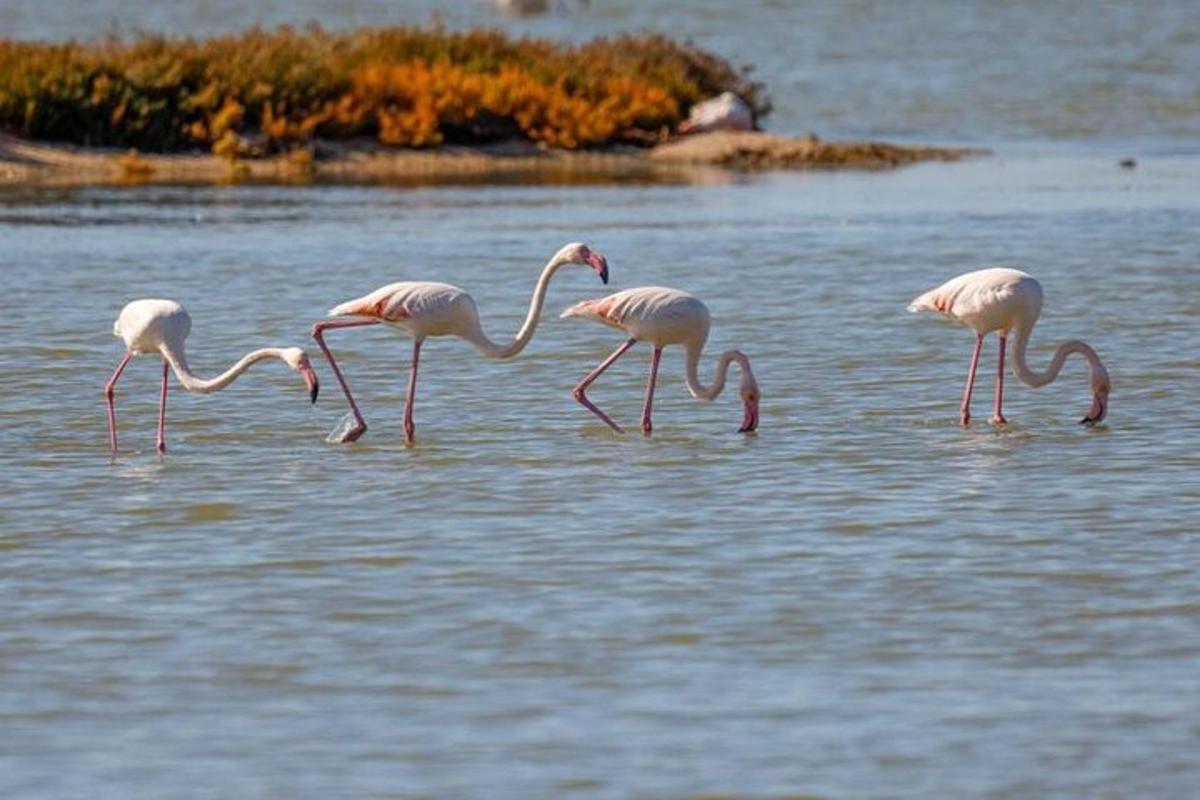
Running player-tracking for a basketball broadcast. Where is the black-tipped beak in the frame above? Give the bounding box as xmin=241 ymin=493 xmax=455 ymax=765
xmin=1080 ymin=393 xmax=1106 ymax=426
xmin=587 ymin=251 xmax=609 ymax=285
xmin=738 ymin=400 xmax=759 ymax=434
xmin=301 ymin=366 xmax=320 ymax=404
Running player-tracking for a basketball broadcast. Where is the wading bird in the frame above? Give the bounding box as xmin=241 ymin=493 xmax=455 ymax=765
xmin=560 ymin=286 xmax=759 ymax=434
xmin=908 ymin=267 xmax=1110 ymax=426
xmin=313 ymin=242 xmax=609 ymax=444
xmin=105 ymin=299 xmax=319 ymax=453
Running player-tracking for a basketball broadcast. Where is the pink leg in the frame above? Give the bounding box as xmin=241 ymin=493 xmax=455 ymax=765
xmin=403 ymin=337 xmax=423 ymax=445
xmin=991 ymin=335 xmax=1008 ymax=425
xmin=641 ymin=346 xmax=662 ymax=435
xmin=960 ymin=333 xmax=984 ymax=426
xmin=156 ymin=360 xmax=169 ymax=453
xmin=572 ymin=338 xmax=637 ymax=433
xmin=312 ymin=318 xmax=381 ymax=443
xmin=104 ymin=351 xmax=133 ymax=453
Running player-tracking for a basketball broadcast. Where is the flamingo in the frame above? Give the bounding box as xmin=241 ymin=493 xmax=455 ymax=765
xmin=559 ymin=286 xmax=759 ymax=434
xmin=908 ymin=267 xmax=1110 ymax=427
xmin=105 ymin=299 xmax=320 ymax=453
xmin=312 ymin=242 xmax=609 ymax=444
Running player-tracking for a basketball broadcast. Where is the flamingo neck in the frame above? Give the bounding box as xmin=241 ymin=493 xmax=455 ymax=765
xmin=161 ymin=344 xmax=289 ymax=394
xmin=465 ymin=254 xmax=568 ymax=360
xmin=1011 ymin=316 xmax=1107 ymax=390
xmin=684 ymin=343 xmax=753 ymax=401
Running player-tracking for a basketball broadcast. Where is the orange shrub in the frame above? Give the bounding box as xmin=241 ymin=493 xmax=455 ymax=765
xmin=0 ymin=26 xmax=766 ymax=152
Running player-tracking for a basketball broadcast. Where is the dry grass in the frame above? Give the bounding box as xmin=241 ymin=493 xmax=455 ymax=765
xmin=0 ymin=26 xmax=767 ymax=152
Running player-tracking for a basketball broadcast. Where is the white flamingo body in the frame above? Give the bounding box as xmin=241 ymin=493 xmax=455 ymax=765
xmin=115 ymin=299 xmax=192 ymax=354
xmin=909 ymin=267 xmax=1110 ymax=426
xmin=313 ymin=242 xmax=609 ymax=444
xmin=561 ymin=286 xmax=759 ymax=434
xmin=105 ymin=299 xmax=319 ymax=453
xmin=908 ymin=267 xmax=1043 ymax=336
xmin=330 ymin=282 xmax=482 ymax=341
xmin=562 ymin=286 xmax=710 ymax=347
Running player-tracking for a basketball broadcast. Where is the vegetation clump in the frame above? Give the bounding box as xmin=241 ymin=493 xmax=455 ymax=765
xmin=0 ymin=26 xmax=767 ymax=153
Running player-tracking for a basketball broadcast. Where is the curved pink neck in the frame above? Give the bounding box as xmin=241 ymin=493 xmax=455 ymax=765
xmin=1011 ymin=316 xmax=1107 ymax=390
xmin=684 ymin=343 xmax=754 ymax=401
xmin=161 ymin=344 xmax=289 ymax=394
xmin=466 ymin=253 xmax=568 ymax=359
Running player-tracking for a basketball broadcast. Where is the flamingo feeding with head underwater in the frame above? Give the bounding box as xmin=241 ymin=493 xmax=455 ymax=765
xmin=908 ymin=267 xmax=1110 ymax=427
xmin=559 ymin=286 xmax=760 ymax=434
xmin=312 ymin=242 xmax=609 ymax=445
xmin=105 ymin=299 xmax=320 ymax=453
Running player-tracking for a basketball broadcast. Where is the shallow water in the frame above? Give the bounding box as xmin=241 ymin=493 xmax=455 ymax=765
xmin=2 ymin=151 xmax=1198 ymax=797
xmin=4 ymin=1 xmax=1200 ymax=797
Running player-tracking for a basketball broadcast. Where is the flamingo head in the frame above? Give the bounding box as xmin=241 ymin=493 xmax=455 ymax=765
xmin=557 ymin=242 xmax=609 ymax=284
xmin=281 ymin=347 xmax=320 ymax=404
xmin=1081 ymin=369 xmax=1110 ymax=426
xmin=738 ymin=379 xmax=760 ymax=434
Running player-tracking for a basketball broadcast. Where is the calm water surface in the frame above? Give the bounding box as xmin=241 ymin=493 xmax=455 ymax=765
xmin=2 ymin=153 xmax=1198 ymax=798
xmin=3 ymin=1 xmax=1200 ymax=797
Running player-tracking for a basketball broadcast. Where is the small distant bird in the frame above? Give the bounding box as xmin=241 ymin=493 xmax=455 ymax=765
xmin=105 ymin=299 xmax=319 ymax=453
xmin=678 ymin=92 xmax=755 ymax=135
xmin=493 ymin=0 xmax=587 ymax=14
xmin=313 ymin=242 xmax=609 ymax=445
xmin=560 ymin=286 xmax=759 ymax=434
xmin=908 ymin=268 xmax=1110 ymax=426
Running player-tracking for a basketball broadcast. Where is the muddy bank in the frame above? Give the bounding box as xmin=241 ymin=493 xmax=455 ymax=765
xmin=0 ymin=132 xmax=982 ymax=187
xmin=651 ymin=131 xmax=981 ymax=170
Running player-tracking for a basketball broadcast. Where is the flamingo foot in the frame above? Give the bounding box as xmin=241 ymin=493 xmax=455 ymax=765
xmin=990 ymin=414 xmax=1008 ymax=426
xmin=403 ymin=423 xmax=416 ymax=446
xmin=156 ymin=440 xmax=167 ymax=454
xmin=327 ymin=412 xmax=367 ymax=444
xmin=571 ymin=388 xmax=624 ymax=434
xmin=641 ymin=420 xmax=653 ymax=436
xmin=959 ymin=411 xmax=971 ymax=427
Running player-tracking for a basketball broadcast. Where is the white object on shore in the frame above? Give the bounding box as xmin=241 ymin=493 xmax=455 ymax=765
xmin=678 ymin=92 xmax=754 ymax=134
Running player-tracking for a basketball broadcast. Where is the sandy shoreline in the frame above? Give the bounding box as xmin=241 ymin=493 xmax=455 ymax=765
xmin=0 ymin=131 xmax=982 ymax=187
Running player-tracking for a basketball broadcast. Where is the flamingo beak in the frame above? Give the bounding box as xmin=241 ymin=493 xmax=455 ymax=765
xmin=301 ymin=364 xmax=320 ymax=404
xmin=738 ymin=398 xmax=759 ymax=433
xmin=586 ymin=251 xmax=609 ymax=284
xmin=1080 ymin=390 xmax=1107 ymax=426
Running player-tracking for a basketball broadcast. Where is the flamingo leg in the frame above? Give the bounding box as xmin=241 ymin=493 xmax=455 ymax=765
xmin=991 ymin=335 xmax=1008 ymax=425
xmin=572 ymin=337 xmax=637 ymax=434
xmin=403 ymin=337 xmax=423 ymax=445
xmin=104 ymin=350 xmax=133 ymax=453
xmin=312 ymin=318 xmax=381 ymax=443
xmin=156 ymin=359 xmax=169 ymax=453
xmin=641 ymin=346 xmax=662 ymax=436
xmin=960 ymin=333 xmax=984 ymax=426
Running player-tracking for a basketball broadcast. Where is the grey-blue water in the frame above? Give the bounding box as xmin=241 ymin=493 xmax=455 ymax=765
xmin=3 ymin=3 xmax=1200 ymax=799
